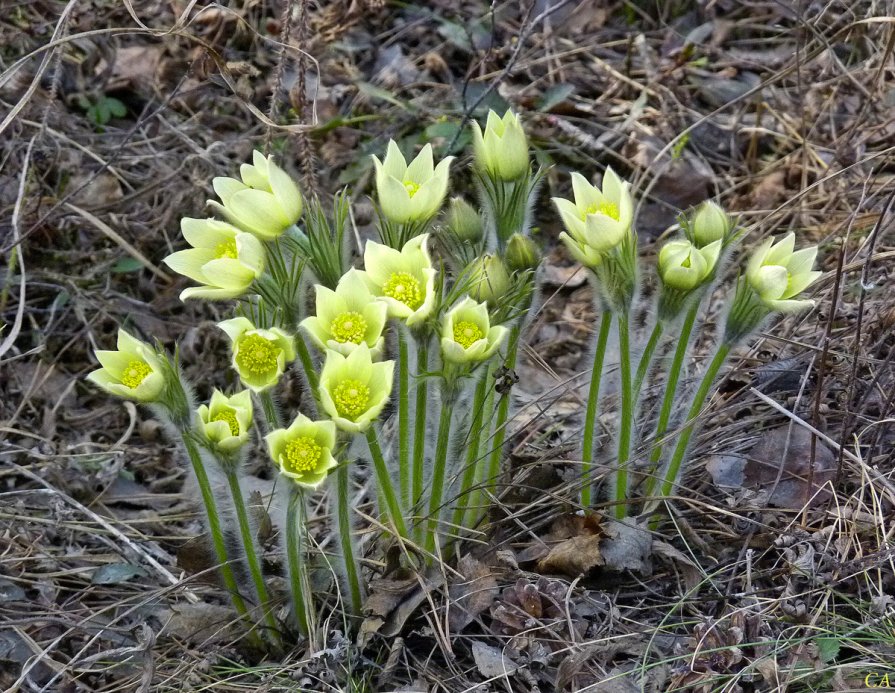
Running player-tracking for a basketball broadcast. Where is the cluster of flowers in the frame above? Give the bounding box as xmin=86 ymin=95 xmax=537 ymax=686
xmin=86 ymin=108 xmax=821 ymax=645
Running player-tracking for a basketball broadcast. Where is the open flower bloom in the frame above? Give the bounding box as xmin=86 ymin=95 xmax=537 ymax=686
xmin=209 ymin=150 xmax=302 ymax=240
xmin=266 ymin=415 xmax=338 ymax=489
xmin=300 ymin=268 xmax=388 ymax=358
xmin=361 ymin=234 xmax=437 ymax=328
xmin=319 ymin=343 xmax=394 ymax=433
xmin=86 ymin=329 xmax=166 ymax=402
xmin=164 ymin=218 xmax=264 ymax=300
xmin=554 ymin=169 xmax=633 ymax=267
xmin=218 ymin=317 xmax=296 ymax=392
xmin=746 ymin=233 xmax=821 ymax=312
xmin=372 ymin=141 xmax=453 ymax=224
xmin=471 ymin=110 xmax=529 ymax=181
xmin=197 ymin=389 xmax=253 ymax=453
xmin=658 ymin=239 xmax=722 ymax=291
xmin=441 ymin=297 xmax=508 ymax=364
xmin=691 ymin=201 xmax=732 ymax=247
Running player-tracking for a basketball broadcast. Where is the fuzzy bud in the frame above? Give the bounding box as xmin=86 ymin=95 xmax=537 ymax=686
xmin=466 ymin=254 xmax=511 ymax=306
xmin=505 ymin=233 xmax=540 ymax=272
xmin=444 ymin=197 xmax=484 ymax=242
xmin=691 ymin=201 xmax=732 ymax=247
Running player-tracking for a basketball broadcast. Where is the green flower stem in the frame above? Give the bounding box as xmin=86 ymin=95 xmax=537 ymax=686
xmin=334 ymin=462 xmax=363 ymax=616
xmin=411 ymin=336 xmax=429 ymax=516
xmin=581 ymin=312 xmax=612 ymax=507
xmin=634 ymin=321 xmax=664 ymax=396
xmin=468 ymin=363 xmax=497 ymax=530
xmin=614 ymin=313 xmax=634 ymax=520
xmin=643 ymin=302 xmax=700 ymax=499
xmin=224 ymin=468 xmax=281 ymax=646
xmin=397 ymin=328 xmax=411 ymax=512
xmin=485 ymin=324 xmax=521 ymax=508
xmin=258 ymin=391 xmax=282 ymax=430
xmin=178 ymin=435 xmax=253 ymax=627
xmin=286 ymin=485 xmax=314 ymax=640
xmin=658 ymin=342 xmax=731 ymax=502
xmin=365 ymin=428 xmax=409 ymax=540
xmin=425 ymin=390 xmax=457 ymax=556
xmin=451 ymin=367 xmax=491 ymax=540
xmin=295 ymin=332 xmax=319 ymax=394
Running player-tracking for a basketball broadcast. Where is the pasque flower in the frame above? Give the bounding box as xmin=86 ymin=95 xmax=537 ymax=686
xmin=441 ymin=297 xmax=508 ymax=365
xmin=554 ymin=169 xmax=633 ymax=267
xmin=465 ymin=254 xmax=511 ymax=306
xmin=372 ymin=141 xmax=453 ymax=224
xmin=198 ymin=389 xmax=253 ymax=452
xmin=361 ymin=234 xmax=437 ymax=328
xmin=86 ymin=329 xmax=166 ymax=402
xmin=218 ymin=317 xmax=296 ymax=392
xmin=209 ymin=150 xmax=303 ymax=240
xmin=319 ymin=343 xmax=394 ymax=433
xmin=300 ymin=268 xmax=388 ymax=358
xmin=746 ymin=233 xmax=821 ymax=312
xmin=164 ymin=218 xmax=264 ymax=300
xmin=658 ymin=239 xmax=722 ymax=291
xmin=266 ymin=415 xmax=338 ymax=489
xmin=471 ymin=110 xmax=529 ymax=181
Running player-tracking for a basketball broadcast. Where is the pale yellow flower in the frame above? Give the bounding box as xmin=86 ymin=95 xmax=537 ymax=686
xmin=372 ymin=141 xmax=453 ymax=224
xmin=471 ymin=110 xmax=529 ymax=181
xmin=440 ymin=297 xmax=508 ymax=364
xmin=319 ymin=344 xmax=394 ymax=433
xmin=266 ymin=415 xmax=338 ymax=489
xmin=218 ymin=317 xmax=296 ymax=392
xmin=86 ymin=329 xmax=165 ymax=402
xmin=746 ymin=233 xmax=821 ymax=313
xmin=197 ymin=389 xmax=253 ymax=452
xmin=361 ymin=234 xmax=437 ymax=328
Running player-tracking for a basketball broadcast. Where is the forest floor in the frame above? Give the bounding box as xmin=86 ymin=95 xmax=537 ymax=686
xmin=2 ymin=1 xmax=894 ymax=691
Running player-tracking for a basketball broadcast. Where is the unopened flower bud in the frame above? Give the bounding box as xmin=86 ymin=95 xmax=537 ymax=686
xmin=505 ymin=233 xmax=540 ymax=272
xmin=466 ymin=254 xmax=511 ymax=306
xmin=691 ymin=201 xmax=732 ymax=247
xmin=444 ymin=197 xmax=483 ymax=242
xmin=471 ymin=110 xmax=529 ymax=181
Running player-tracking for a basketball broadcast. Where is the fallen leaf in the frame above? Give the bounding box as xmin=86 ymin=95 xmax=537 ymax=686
xmin=600 ymin=520 xmax=652 ymax=574
xmin=471 ymin=641 xmax=519 ymax=678
xmin=449 ymin=555 xmax=499 ymax=632
xmin=91 ymin=562 xmax=148 ymax=585
xmin=537 ymin=533 xmax=604 ymax=577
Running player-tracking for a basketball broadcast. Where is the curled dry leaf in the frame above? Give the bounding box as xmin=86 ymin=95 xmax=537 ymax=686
xmin=448 ymin=555 xmax=499 ymax=632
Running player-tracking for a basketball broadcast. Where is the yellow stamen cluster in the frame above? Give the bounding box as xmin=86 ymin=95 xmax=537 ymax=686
xmin=585 ymin=200 xmax=620 ymax=221
xmin=453 ymin=320 xmax=484 ymax=349
xmin=212 ymin=409 xmax=240 ymax=437
xmin=330 ymin=311 xmax=367 ymax=344
xmin=120 ymin=360 xmax=152 ymax=389
xmin=236 ymin=334 xmax=279 ymax=376
xmin=332 ymin=379 xmax=370 ymax=419
xmin=282 ymin=436 xmax=322 ymax=474
xmin=404 ymin=180 xmax=421 ymax=197
xmin=383 ymin=272 xmax=423 ymax=310
xmin=214 ymin=238 xmax=238 ymax=259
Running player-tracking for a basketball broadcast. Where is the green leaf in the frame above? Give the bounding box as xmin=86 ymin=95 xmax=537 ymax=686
xmin=104 ymin=97 xmax=127 ymax=118
xmin=91 ymin=563 xmax=147 ymax=585
xmin=814 ymin=636 xmax=841 ymax=664
xmin=537 ymin=83 xmax=575 ymax=112
xmin=112 ymin=257 xmax=144 ymax=274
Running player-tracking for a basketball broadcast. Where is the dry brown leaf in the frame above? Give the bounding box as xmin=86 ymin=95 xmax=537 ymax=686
xmin=471 ymin=641 xmax=519 ymax=678
xmin=537 ymin=533 xmax=604 ymax=577
xmin=448 ymin=555 xmax=499 ymax=632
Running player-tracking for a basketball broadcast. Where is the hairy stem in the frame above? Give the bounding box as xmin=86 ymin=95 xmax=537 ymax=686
xmin=451 ymin=367 xmax=491 ymax=539
xmin=658 ymin=342 xmax=731 ymax=501
xmin=411 ymin=336 xmax=429 ymax=519
xmin=286 ymin=486 xmax=313 ymax=640
xmin=179 ymin=436 xmax=255 ymax=630
xmin=397 ymin=328 xmax=411 ymax=512
xmin=225 ymin=468 xmax=281 ymax=646
xmin=258 ymin=391 xmax=282 ymax=431
xmin=425 ymin=392 xmax=456 ymax=556
xmin=334 ymin=463 xmax=363 ymax=616
xmin=643 ymin=302 xmax=700 ymax=499
xmin=581 ymin=312 xmax=612 ymax=507
xmin=294 ymin=332 xmax=319 ymax=394
xmin=485 ymin=324 xmax=521 ymax=509
xmin=614 ymin=313 xmax=634 ymax=519
xmin=634 ymin=321 xmax=664 ymax=396
xmin=365 ymin=428 xmax=409 ymax=539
